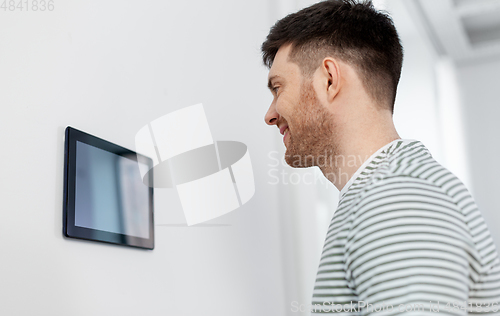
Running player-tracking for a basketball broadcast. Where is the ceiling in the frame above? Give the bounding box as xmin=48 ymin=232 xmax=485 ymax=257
xmin=408 ymin=0 xmax=500 ymax=63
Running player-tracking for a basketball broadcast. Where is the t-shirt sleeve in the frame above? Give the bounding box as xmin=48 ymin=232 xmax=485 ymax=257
xmin=344 ymin=175 xmax=492 ymax=315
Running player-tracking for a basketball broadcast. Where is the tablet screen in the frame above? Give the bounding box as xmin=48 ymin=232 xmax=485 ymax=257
xmin=75 ymin=141 xmax=150 ymax=239
xmin=63 ymin=126 xmax=154 ymax=249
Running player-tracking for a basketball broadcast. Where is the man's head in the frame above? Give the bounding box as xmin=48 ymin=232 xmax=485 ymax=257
xmin=262 ymin=0 xmax=403 ymax=169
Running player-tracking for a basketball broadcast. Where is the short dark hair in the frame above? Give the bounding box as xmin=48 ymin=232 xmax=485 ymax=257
xmin=261 ymin=0 xmax=403 ymax=112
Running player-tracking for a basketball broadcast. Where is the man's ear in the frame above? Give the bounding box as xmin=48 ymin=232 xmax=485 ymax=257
xmin=321 ymin=57 xmax=341 ymax=103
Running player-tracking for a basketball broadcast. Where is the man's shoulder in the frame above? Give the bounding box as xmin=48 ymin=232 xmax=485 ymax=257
xmin=349 ymin=147 xmax=473 ymax=239
xmin=373 ymin=140 xmax=458 ymax=191
xmin=360 ymin=140 xmax=468 ymax=206
xmin=342 ymin=139 xmax=472 ymax=212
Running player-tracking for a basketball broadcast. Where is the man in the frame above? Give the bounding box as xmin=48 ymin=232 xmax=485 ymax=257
xmin=262 ymin=0 xmax=500 ymax=315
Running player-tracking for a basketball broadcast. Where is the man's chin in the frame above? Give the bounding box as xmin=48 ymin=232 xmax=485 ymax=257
xmin=284 ymin=150 xmax=315 ymax=168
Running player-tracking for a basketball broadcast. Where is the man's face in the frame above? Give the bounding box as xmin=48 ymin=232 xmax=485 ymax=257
xmin=264 ymin=44 xmax=338 ymax=169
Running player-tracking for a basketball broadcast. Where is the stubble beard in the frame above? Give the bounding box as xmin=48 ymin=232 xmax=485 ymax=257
xmin=284 ymin=80 xmax=340 ymax=170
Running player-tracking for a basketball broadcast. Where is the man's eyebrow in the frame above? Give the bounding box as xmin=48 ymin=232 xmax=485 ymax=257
xmin=267 ymin=75 xmax=280 ymax=91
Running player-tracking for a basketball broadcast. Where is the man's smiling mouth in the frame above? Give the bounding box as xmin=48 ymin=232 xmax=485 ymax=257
xmin=279 ymin=124 xmax=288 ymax=135
xmin=283 ymin=127 xmax=289 ymax=138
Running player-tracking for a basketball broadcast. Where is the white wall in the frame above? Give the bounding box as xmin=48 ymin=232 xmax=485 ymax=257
xmin=455 ymin=58 xmax=500 ymax=247
xmin=388 ymin=0 xmax=443 ymax=160
xmin=0 ymin=1 xmax=289 ymax=315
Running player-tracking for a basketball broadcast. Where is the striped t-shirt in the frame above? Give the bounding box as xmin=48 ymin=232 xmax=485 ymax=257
xmin=311 ymin=139 xmax=500 ymax=315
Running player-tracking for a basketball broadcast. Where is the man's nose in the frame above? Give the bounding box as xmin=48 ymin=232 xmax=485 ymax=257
xmin=265 ymin=103 xmax=279 ymax=126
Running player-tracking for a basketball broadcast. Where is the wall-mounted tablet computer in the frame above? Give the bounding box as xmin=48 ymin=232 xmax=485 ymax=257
xmin=63 ymin=126 xmax=154 ymax=249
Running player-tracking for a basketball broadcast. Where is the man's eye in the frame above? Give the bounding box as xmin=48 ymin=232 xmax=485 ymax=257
xmin=273 ymin=87 xmax=279 ymax=94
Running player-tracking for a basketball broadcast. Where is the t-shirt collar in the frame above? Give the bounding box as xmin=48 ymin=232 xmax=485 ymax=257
xmin=338 ymin=138 xmax=415 ymax=199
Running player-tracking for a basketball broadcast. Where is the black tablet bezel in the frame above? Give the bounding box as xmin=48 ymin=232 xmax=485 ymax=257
xmin=63 ymin=126 xmax=154 ymax=250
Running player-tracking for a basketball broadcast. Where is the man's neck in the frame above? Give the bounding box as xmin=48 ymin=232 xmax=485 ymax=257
xmin=319 ymin=133 xmax=401 ymax=192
